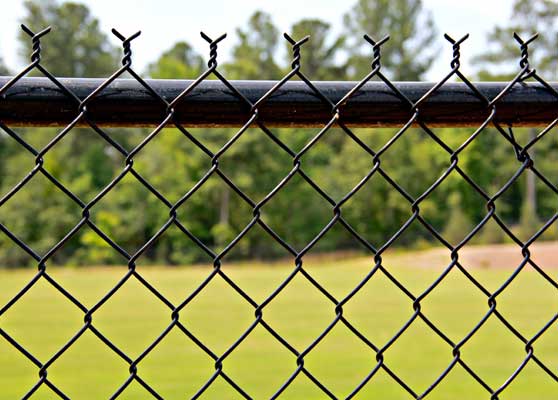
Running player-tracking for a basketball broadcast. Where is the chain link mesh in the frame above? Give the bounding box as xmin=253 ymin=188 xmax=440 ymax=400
xmin=0 ymin=26 xmax=557 ymax=399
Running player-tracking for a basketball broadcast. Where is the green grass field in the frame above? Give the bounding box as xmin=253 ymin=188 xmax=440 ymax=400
xmin=0 ymin=252 xmax=556 ymax=399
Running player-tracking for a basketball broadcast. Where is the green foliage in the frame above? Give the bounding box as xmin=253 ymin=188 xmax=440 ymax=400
xmin=225 ymin=11 xmax=282 ymax=80
xmin=442 ymin=193 xmax=473 ymax=245
xmin=0 ymin=3 xmax=554 ymax=268
xmin=475 ymin=219 xmax=505 ymax=245
xmin=288 ymin=19 xmax=347 ymax=80
xmin=343 ymin=0 xmax=438 ymax=80
xmin=473 ymin=0 xmax=558 ymax=80
xmin=20 ymin=0 xmax=119 ymax=76
xmin=147 ymin=42 xmax=205 ymax=79
xmin=517 ymin=193 xmax=542 ymax=240
xmin=472 ymin=0 xmax=557 ymax=244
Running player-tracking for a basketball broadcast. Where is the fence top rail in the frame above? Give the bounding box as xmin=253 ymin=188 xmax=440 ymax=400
xmin=1 ymin=76 xmax=557 ymax=128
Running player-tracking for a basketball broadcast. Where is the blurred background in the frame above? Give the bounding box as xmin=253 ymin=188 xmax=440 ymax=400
xmin=1 ymin=0 xmax=557 ymax=267
xmin=0 ymin=2 xmax=557 ymax=399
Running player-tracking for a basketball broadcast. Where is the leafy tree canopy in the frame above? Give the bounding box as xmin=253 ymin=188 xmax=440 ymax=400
xmin=20 ymin=0 xmax=119 ymax=77
xmin=343 ymin=0 xmax=438 ymax=80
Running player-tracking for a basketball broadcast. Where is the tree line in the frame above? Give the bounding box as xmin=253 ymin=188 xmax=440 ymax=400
xmin=0 ymin=0 xmax=557 ymax=267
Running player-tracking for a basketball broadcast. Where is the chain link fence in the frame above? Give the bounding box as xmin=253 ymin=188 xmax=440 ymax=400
xmin=0 ymin=25 xmax=557 ymax=399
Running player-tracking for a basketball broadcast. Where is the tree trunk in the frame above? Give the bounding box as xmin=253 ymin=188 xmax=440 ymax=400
xmin=520 ymin=128 xmax=539 ymax=238
xmin=525 ymin=128 xmax=537 ymax=220
xmin=218 ymin=187 xmax=230 ymax=247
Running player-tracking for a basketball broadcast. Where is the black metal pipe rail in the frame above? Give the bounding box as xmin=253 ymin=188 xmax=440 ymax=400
xmin=1 ymin=77 xmax=557 ymax=128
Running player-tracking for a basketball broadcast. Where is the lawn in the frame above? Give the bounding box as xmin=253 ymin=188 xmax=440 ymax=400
xmin=0 ymin=249 xmax=556 ymax=399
